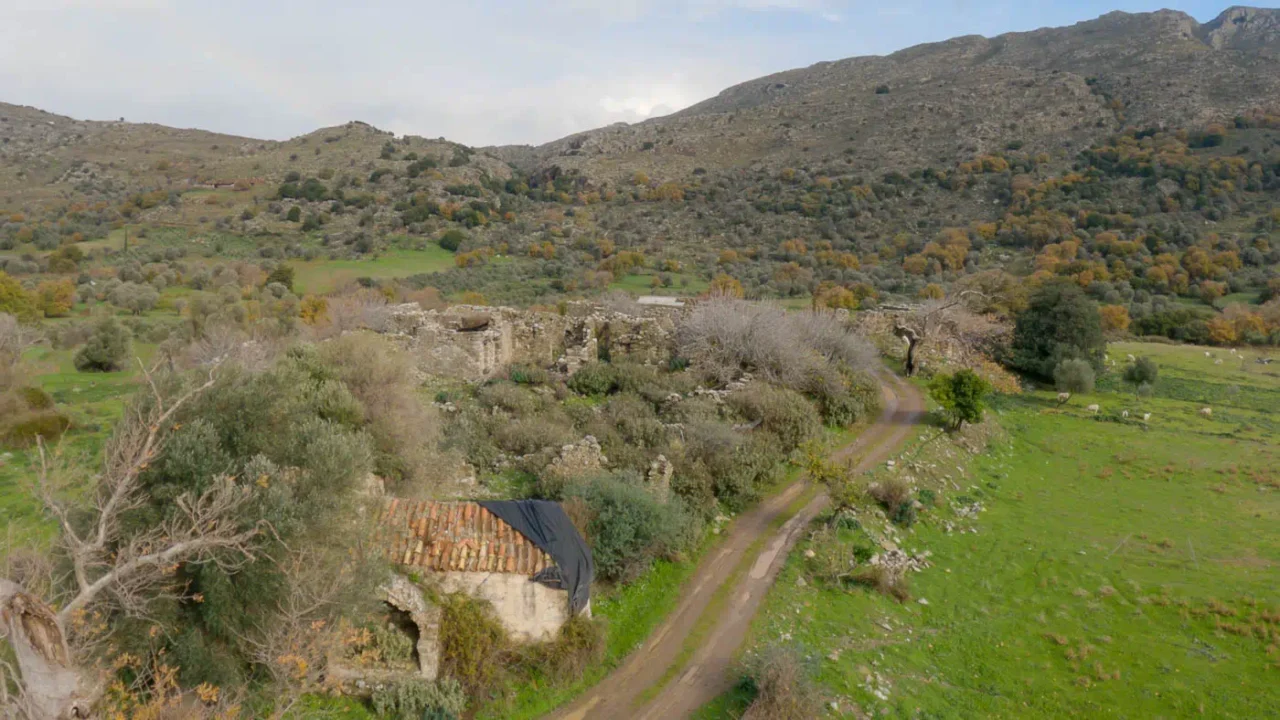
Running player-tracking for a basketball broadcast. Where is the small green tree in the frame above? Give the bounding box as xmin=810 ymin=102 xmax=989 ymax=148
xmin=929 ymin=368 xmax=991 ymax=430
xmin=286 ymin=206 xmax=302 ymax=222
xmin=0 ymin=271 xmax=38 ymax=322
xmin=1054 ymin=358 xmax=1096 ymax=394
xmin=438 ymin=229 xmax=468 ymax=252
xmin=1123 ymin=356 xmax=1158 ymax=391
xmin=266 ymin=264 xmax=295 ymax=292
xmin=73 ymin=317 xmax=131 ymax=372
xmin=1010 ymin=282 xmax=1105 ymax=379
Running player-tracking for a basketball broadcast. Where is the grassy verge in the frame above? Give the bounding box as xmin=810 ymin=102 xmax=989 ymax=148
xmin=707 ymin=341 xmax=1280 ymax=717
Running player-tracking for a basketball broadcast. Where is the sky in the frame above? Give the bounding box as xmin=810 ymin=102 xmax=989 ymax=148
xmin=0 ymin=0 xmax=1249 ymax=147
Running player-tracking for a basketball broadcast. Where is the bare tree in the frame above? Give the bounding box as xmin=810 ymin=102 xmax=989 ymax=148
xmin=879 ymin=292 xmax=998 ymax=376
xmin=1 ymin=360 xmax=264 ymax=720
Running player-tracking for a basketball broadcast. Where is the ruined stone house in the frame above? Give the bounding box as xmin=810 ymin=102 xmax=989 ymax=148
xmin=382 ymin=302 xmax=678 ymax=381
xmin=351 ymin=499 xmax=589 ymax=683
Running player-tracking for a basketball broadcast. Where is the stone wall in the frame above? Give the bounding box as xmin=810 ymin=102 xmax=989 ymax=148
xmin=438 ymin=572 xmax=571 ymax=643
xmin=384 ymin=302 xmax=678 ymax=380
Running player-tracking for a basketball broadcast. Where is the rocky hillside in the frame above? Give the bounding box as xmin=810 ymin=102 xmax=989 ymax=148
xmin=502 ymin=7 xmax=1280 ymax=183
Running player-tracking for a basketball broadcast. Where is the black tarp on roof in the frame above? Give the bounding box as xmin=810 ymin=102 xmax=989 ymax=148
xmin=479 ymin=500 xmax=594 ymax=614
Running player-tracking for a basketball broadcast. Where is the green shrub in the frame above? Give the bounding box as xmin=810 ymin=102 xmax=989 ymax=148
xmin=73 ymin=317 xmax=131 ymax=372
xmin=438 ymin=593 xmax=510 ymax=697
xmin=514 ymin=614 xmax=607 ymax=684
xmin=567 ymin=363 xmax=618 ymax=397
xmin=1053 ymin=358 xmax=1096 ymax=394
xmin=602 ymin=393 xmax=666 ymax=448
xmin=477 ymin=382 xmax=540 ymax=416
xmin=610 ymin=361 xmax=661 ymax=395
xmin=2 ymin=411 xmax=71 ymax=448
xmin=286 ymin=206 xmax=301 ymax=222
xmin=18 ymin=386 xmax=54 ymax=410
xmin=507 ymin=363 xmax=548 ymax=386
xmin=1123 ymin=356 xmax=1158 ymax=389
xmin=729 ymin=384 xmax=820 ymax=452
xmin=565 ymin=472 xmax=700 ymax=582
xmin=370 ymin=677 xmax=467 ymax=720
xmin=126 ymin=353 xmax=381 ymax=683
xmin=929 ymin=369 xmax=991 ymax=429
xmin=495 ymin=417 xmax=575 ymax=456
xmin=675 ymin=424 xmax=786 ymax=513
xmin=438 ymin=229 xmax=468 ymax=252
xmin=804 ymin=367 xmax=880 ymax=427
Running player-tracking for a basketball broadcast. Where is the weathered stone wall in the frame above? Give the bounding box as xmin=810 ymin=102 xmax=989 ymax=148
xmin=438 ymin=572 xmax=571 ymax=643
xmin=384 ymin=302 xmax=678 ymax=380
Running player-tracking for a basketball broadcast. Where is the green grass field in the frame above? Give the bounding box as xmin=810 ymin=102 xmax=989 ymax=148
xmin=709 ymin=341 xmax=1280 ymax=718
xmin=1 ymin=344 xmax=157 ymax=546
xmin=293 ymin=246 xmax=458 ymax=294
xmin=608 ymin=271 xmax=708 ymax=297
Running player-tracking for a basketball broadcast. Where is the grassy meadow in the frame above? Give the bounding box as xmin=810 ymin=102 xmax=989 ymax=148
xmin=705 ymin=341 xmax=1280 ymax=718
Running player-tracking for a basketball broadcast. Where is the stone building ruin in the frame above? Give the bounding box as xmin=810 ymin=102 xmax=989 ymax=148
xmin=336 ymin=500 xmax=591 ymax=684
xmin=381 ymin=302 xmax=679 ymax=380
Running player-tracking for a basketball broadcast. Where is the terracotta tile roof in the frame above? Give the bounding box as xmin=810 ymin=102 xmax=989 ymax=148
xmin=377 ymin=500 xmax=554 ymax=575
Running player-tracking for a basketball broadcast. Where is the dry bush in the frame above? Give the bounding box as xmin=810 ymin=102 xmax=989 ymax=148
xmin=676 ymin=298 xmax=875 ymax=387
xmin=323 ymin=288 xmax=393 ymax=335
xmin=0 ymin=313 xmax=36 ymax=387
xmin=853 ymin=563 xmax=911 ymax=602
xmin=402 ymin=286 xmax=446 ymax=311
xmin=513 ymin=615 xmax=606 ymax=684
xmin=740 ymin=645 xmax=823 ymax=720
xmin=318 ymin=332 xmax=444 ymax=494
xmin=181 ymin=324 xmax=282 ymax=371
xmin=867 ymin=474 xmax=912 ymax=514
xmin=600 ymin=290 xmax=642 ymax=316
xmin=791 ymin=310 xmax=878 ymax=369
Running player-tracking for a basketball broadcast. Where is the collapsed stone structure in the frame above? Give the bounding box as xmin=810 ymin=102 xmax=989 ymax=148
xmin=382 ymin=302 xmax=679 ymax=380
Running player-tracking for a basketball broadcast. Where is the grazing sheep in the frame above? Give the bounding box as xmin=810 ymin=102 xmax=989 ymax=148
xmin=1214 ymin=359 xmax=1223 ymax=365
xmin=1122 ymin=410 xmax=1130 ymax=418
xmin=1205 ymin=351 xmax=1212 ymax=358
xmin=1200 ymin=407 xmax=1213 ymax=418
xmin=1143 ymin=413 xmax=1151 ymax=422
xmin=1057 ymin=392 xmax=1071 ymax=405
xmin=1127 ymin=354 xmax=1136 ymax=362
xmin=1087 ymin=404 xmax=1100 ymax=414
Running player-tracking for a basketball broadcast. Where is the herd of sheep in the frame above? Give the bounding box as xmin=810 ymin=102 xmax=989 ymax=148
xmin=1052 ymin=348 xmax=1256 ymax=423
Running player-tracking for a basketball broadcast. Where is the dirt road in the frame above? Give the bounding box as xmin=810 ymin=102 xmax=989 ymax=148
xmin=550 ymin=374 xmax=925 ymax=720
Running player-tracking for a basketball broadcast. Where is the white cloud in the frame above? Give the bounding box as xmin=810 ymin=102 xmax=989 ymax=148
xmin=0 ymin=0 xmax=861 ymax=145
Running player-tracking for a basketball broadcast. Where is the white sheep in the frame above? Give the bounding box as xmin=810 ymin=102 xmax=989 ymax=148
xmin=1057 ymin=392 xmax=1071 ymax=405
xmin=1214 ymin=359 xmax=1223 ymax=365
xmin=1142 ymin=413 xmax=1151 ymax=422
xmin=1200 ymin=407 xmax=1213 ymax=418
xmin=1122 ymin=410 xmax=1130 ymax=418
xmin=1087 ymin=404 xmax=1100 ymax=414
xmin=1127 ymin=354 xmax=1136 ymax=362
xmin=1205 ymin=351 xmax=1212 ymax=358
